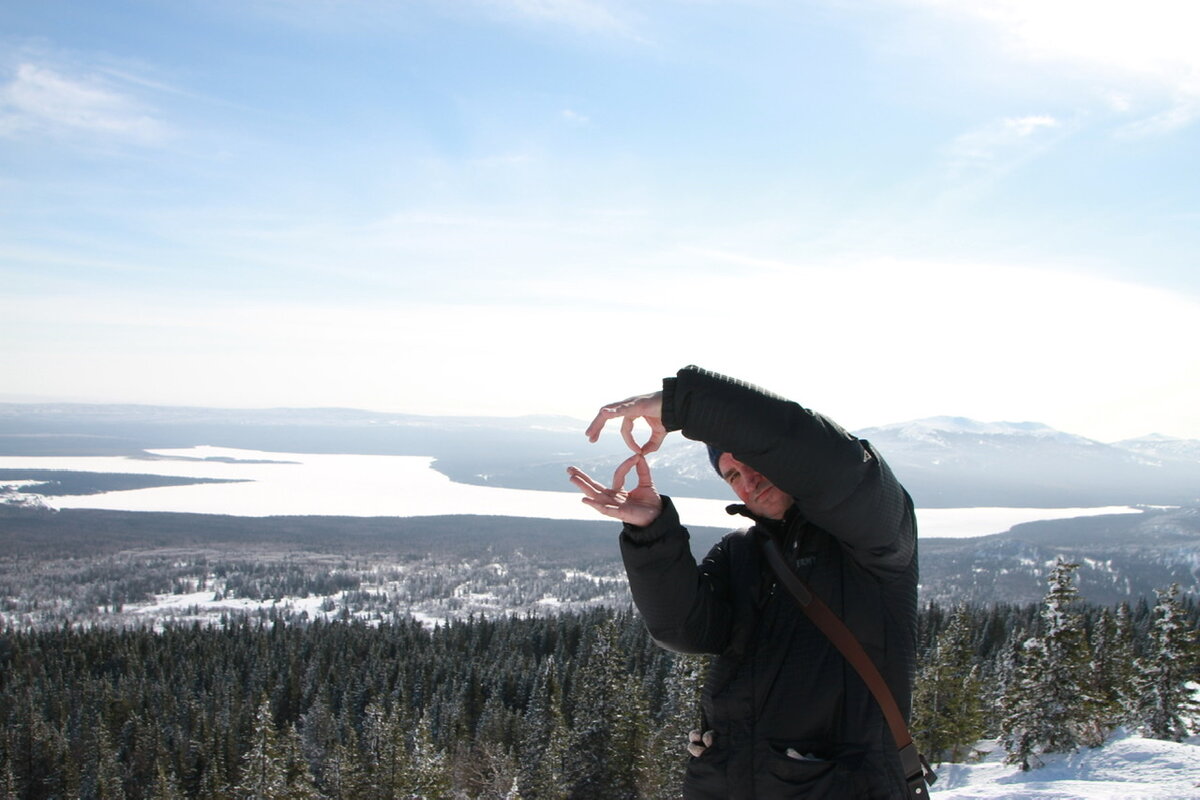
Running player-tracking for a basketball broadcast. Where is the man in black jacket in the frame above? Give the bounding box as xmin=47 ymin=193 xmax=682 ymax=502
xmin=567 ymin=366 xmax=919 ymax=799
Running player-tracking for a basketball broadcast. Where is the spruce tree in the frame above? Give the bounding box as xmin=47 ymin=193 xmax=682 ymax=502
xmin=299 ymin=697 xmax=339 ymax=791
xmin=1087 ymin=605 xmax=1136 ymax=742
xmin=405 ymin=713 xmax=451 ymax=799
xmin=359 ymin=700 xmax=401 ymax=798
xmin=518 ymin=658 xmax=570 ymax=800
xmin=279 ymin=724 xmax=323 ymax=799
xmin=92 ymin=722 xmax=127 ymax=800
xmin=911 ymin=605 xmax=986 ymax=763
xmin=640 ymin=653 xmax=704 ymax=797
xmin=563 ymin=616 xmax=646 ymax=800
xmin=150 ymin=760 xmax=186 ymax=800
xmin=999 ymin=559 xmax=1096 ymax=769
xmin=1 ymin=752 xmax=19 ymax=800
xmin=234 ymin=699 xmax=288 ymax=800
xmin=1133 ymin=583 xmax=1200 ymax=742
xmin=460 ymin=694 xmax=520 ymax=797
xmin=997 ymin=629 xmax=1045 ymax=771
xmin=324 ymin=739 xmax=365 ymax=800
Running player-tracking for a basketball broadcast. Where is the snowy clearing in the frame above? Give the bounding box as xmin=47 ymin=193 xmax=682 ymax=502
xmin=931 ymin=731 xmax=1200 ymax=799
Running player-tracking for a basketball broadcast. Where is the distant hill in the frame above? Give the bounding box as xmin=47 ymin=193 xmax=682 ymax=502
xmin=920 ymin=506 xmax=1200 ymax=605
xmin=2 ymin=403 xmax=1198 ymax=508
xmin=857 ymin=417 xmax=1200 ymax=507
xmin=1 ymin=504 xmax=1195 ymax=609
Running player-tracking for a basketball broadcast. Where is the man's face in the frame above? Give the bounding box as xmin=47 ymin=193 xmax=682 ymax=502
xmin=717 ymin=453 xmax=793 ymax=521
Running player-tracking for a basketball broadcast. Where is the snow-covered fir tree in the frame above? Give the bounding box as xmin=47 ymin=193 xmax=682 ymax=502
xmin=406 ymin=712 xmax=451 ymax=799
xmin=999 ymin=559 xmax=1098 ymax=770
xmin=1133 ymin=583 xmax=1200 ymax=742
xmin=358 ymin=699 xmax=412 ymax=798
xmin=323 ymin=738 xmax=365 ymax=800
xmin=91 ymin=721 xmax=126 ymax=800
xmin=149 ymin=760 xmax=185 ymax=800
xmin=997 ymin=631 xmax=1047 ymax=771
xmin=517 ymin=657 xmax=570 ymax=799
xmin=235 ymin=699 xmax=288 ymax=800
xmin=563 ymin=616 xmax=649 ymax=799
xmin=639 ymin=653 xmax=706 ymax=797
xmin=457 ymin=694 xmax=521 ymax=797
xmin=279 ymin=724 xmax=322 ymax=799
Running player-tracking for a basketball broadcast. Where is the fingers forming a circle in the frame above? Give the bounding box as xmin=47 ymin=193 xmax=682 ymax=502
xmin=639 ymin=418 xmax=667 ymax=454
xmin=620 ymin=416 xmax=668 ymax=455
xmin=611 ymin=454 xmax=640 ymax=491
xmin=620 ymin=417 xmax=639 ymax=453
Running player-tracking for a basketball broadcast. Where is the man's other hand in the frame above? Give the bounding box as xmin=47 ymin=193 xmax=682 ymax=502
xmin=687 ymin=729 xmax=715 ymax=758
xmin=567 ymin=455 xmax=663 ymax=528
xmin=585 ymin=391 xmax=666 ymax=455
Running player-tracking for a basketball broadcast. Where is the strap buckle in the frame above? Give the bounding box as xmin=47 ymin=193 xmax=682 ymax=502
xmin=899 ymin=743 xmax=937 ymax=798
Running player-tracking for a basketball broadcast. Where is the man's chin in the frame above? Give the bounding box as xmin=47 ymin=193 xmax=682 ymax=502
xmin=752 ymin=489 xmax=793 ymax=520
xmin=748 ymin=496 xmax=788 ymax=521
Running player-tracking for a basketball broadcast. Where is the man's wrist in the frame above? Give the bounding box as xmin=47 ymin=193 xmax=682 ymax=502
xmin=661 ymin=377 xmax=680 ymax=432
xmin=621 ymin=496 xmax=680 ymax=545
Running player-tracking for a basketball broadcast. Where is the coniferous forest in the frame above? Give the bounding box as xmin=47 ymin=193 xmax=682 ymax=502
xmin=1 ymin=506 xmax=1198 ymax=797
xmin=3 ymin=574 xmax=1199 ymax=800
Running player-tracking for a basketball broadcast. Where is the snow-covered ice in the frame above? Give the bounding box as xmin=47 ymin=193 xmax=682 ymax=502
xmin=0 ymin=446 xmax=1144 ymax=535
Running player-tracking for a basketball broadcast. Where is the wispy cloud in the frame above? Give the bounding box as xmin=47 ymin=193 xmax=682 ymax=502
xmin=893 ymin=0 xmax=1200 ymax=133
xmin=561 ymin=108 xmax=590 ymax=125
xmin=1114 ymin=98 xmax=1200 ymax=138
xmin=481 ymin=0 xmax=637 ymax=36
xmin=945 ymin=114 xmax=1063 ymax=177
xmin=0 ymin=62 xmax=170 ymax=145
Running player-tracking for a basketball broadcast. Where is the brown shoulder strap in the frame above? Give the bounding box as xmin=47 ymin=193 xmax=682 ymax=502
xmin=759 ymin=536 xmax=935 ymax=797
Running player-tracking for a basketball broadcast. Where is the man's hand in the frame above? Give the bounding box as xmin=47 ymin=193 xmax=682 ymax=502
xmin=567 ymin=455 xmax=662 ymax=527
xmin=584 ymin=391 xmax=667 ymax=455
xmin=687 ymin=729 xmax=715 ymax=758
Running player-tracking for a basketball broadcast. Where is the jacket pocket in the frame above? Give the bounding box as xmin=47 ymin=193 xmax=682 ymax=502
xmin=683 ymin=742 xmax=728 ymax=800
xmin=760 ymin=741 xmax=862 ymax=797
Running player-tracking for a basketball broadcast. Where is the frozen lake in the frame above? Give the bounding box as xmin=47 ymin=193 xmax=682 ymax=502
xmin=0 ymin=446 xmax=1141 ymax=538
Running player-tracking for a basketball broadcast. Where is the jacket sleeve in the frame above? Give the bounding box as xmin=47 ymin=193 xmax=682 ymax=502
xmin=662 ymin=365 xmax=916 ymax=577
xmin=619 ymin=497 xmax=734 ymax=655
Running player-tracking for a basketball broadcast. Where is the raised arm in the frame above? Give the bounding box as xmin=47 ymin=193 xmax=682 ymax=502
xmin=663 ymin=365 xmax=916 ymax=576
xmin=617 ymin=496 xmax=736 ymax=655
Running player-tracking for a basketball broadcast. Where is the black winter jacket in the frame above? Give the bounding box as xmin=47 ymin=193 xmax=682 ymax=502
xmin=619 ymin=366 xmax=919 ymax=799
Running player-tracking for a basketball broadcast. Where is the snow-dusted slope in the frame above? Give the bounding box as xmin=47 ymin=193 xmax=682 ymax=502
xmin=857 ymin=417 xmax=1200 ymax=508
xmin=1114 ymin=432 xmax=1200 ymax=465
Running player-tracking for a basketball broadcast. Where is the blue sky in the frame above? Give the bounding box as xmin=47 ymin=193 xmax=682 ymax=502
xmin=2 ymin=0 xmax=1198 ymax=441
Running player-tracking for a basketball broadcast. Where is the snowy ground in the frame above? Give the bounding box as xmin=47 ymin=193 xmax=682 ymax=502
xmin=930 ymin=731 xmax=1200 ymax=799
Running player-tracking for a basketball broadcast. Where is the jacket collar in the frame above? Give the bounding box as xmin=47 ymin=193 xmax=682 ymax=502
xmin=725 ymin=503 xmax=805 ymax=542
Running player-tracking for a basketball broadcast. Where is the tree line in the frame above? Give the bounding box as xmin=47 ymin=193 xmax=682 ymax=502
xmin=912 ymin=560 xmax=1200 ymax=770
xmin=2 ymin=573 xmax=1198 ymax=799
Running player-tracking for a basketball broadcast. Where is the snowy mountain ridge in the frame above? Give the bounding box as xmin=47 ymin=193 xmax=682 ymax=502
xmin=861 ymin=416 xmax=1086 ymax=443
